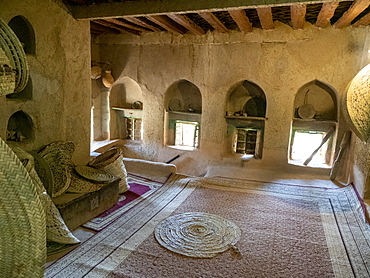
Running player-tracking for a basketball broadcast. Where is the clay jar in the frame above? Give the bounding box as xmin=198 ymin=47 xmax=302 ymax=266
xmin=102 ymin=70 xmax=114 ymax=88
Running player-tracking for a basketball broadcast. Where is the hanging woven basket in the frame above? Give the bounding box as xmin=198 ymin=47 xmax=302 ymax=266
xmin=0 ymin=46 xmax=16 ymax=96
xmin=0 ymin=18 xmax=29 ymax=93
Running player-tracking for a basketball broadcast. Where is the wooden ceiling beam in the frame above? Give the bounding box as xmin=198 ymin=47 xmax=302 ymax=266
xmin=291 ymin=4 xmax=306 ymax=29
xmin=333 ymin=0 xmax=370 ymax=28
xmin=199 ymin=12 xmax=229 ymax=33
xmin=104 ymin=18 xmax=151 ymax=32
xmin=90 ymin=21 xmax=120 ymax=34
xmin=257 ymin=7 xmax=275 ymax=29
xmin=228 ymin=9 xmax=253 ymax=32
xmin=146 ymin=15 xmax=188 ymax=34
xmin=93 ymin=19 xmax=141 ymax=35
xmin=72 ymin=0 xmax=331 ymax=20
xmin=352 ymin=12 xmax=370 ymax=27
xmin=167 ymin=14 xmax=206 ymax=35
xmin=315 ymin=1 xmax=339 ymax=28
xmin=123 ymin=17 xmax=162 ymax=32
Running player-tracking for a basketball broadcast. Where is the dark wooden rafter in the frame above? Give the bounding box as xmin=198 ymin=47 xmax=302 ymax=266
xmin=228 ymin=9 xmax=253 ymax=32
xmin=167 ymin=14 xmax=206 ymax=35
xmin=333 ymin=0 xmax=370 ymax=28
xmin=290 ymin=4 xmax=306 ymax=29
xmin=315 ymin=2 xmax=339 ymax=28
xmin=104 ymin=18 xmax=151 ymax=32
xmin=93 ymin=19 xmax=141 ymax=35
xmin=256 ymin=7 xmax=275 ymax=29
xmin=353 ymin=12 xmax=370 ymax=26
xmin=90 ymin=21 xmax=120 ymax=34
xmin=123 ymin=17 xmax=162 ymax=32
xmin=198 ymin=12 xmax=229 ymax=32
xmin=146 ymin=15 xmax=187 ymax=34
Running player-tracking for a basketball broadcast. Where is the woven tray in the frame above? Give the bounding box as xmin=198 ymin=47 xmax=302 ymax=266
xmin=0 ymin=137 xmax=46 ymax=277
xmin=0 ymin=18 xmax=29 ymax=93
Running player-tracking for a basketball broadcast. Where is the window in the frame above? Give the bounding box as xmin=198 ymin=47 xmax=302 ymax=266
xmin=174 ymin=120 xmax=199 ymax=149
xmin=289 ymin=130 xmax=332 ymax=167
xmin=234 ymin=128 xmax=261 ymax=156
xmin=125 ymin=117 xmax=143 ymax=141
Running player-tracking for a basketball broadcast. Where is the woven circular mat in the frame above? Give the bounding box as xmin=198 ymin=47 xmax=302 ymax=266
xmin=155 ymin=212 xmax=241 ymax=258
xmin=345 ymin=63 xmax=370 ymax=142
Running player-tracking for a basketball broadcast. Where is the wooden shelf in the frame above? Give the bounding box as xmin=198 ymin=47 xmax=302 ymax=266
xmin=225 ymin=116 xmax=267 ymax=121
xmin=168 ymin=110 xmax=201 ymax=116
xmin=112 ymin=107 xmax=143 ymax=118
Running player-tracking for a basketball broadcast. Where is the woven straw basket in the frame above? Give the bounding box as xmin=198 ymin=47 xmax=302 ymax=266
xmin=0 ymin=137 xmax=46 ymax=277
xmin=88 ymin=148 xmax=129 ymax=193
xmin=0 ymin=46 xmax=15 ymax=96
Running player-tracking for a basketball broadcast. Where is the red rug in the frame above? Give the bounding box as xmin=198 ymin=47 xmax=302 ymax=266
xmin=82 ymin=173 xmax=164 ymax=231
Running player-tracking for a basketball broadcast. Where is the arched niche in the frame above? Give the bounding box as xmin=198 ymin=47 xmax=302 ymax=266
xmin=225 ymin=80 xmax=267 ymax=159
xmin=8 ymin=16 xmax=36 ymax=55
xmin=164 ymin=80 xmax=202 ymax=149
xmin=6 ymin=110 xmax=35 ymax=143
xmin=110 ymin=77 xmax=143 ymax=141
xmin=165 ymin=79 xmax=202 ymax=113
xmin=293 ymin=80 xmax=338 ymax=121
xmin=110 ymin=76 xmax=143 ymax=108
xmin=226 ymin=80 xmax=266 ymax=118
xmin=289 ymin=80 xmax=338 ymax=168
xmin=6 ymin=74 xmax=33 ymax=100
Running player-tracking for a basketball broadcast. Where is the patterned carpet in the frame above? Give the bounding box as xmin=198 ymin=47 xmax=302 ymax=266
xmin=45 ymin=176 xmax=370 ymax=278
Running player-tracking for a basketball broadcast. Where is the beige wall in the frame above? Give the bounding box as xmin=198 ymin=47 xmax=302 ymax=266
xmin=0 ymin=0 xmax=91 ymax=165
xmin=94 ymin=22 xmax=370 ymax=195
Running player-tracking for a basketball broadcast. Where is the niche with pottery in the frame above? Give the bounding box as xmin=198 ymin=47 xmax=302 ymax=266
xmin=289 ymin=80 xmax=338 ymax=168
xmin=225 ymin=80 xmax=267 ymax=158
xmin=110 ymin=77 xmax=143 ymax=141
xmin=164 ymin=80 xmax=202 ymax=149
xmin=6 ymin=110 xmax=35 ymax=143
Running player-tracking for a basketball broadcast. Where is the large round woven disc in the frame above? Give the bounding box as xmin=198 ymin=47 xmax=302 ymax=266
xmin=345 ymin=63 xmax=370 ymax=142
xmin=155 ymin=212 xmax=241 ymax=258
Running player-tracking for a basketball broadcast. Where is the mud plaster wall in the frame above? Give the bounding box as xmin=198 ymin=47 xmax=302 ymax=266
xmin=94 ymin=23 xmax=370 ymax=194
xmin=0 ymin=0 xmax=91 ymax=165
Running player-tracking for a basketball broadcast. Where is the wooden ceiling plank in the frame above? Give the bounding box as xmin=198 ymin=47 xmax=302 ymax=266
xmin=146 ymin=15 xmax=187 ymax=34
xmin=291 ymin=4 xmax=306 ymax=29
xmin=93 ymin=19 xmax=141 ymax=35
xmin=104 ymin=18 xmax=151 ymax=32
xmin=71 ymin=0 xmax=341 ymax=20
xmin=90 ymin=21 xmax=120 ymax=34
xmin=315 ymin=1 xmax=339 ymax=28
xmin=352 ymin=12 xmax=370 ymax=27
xmin=167 ymin=14 xmax=206 ymax=35
xmin=123 ymin=17 xmax=162 ymax=32
xmin=333 ymin=0 xmax=370 ymax=28
xmin=256 ymin=7 xmax=275 ymax=29
xmin=198 ymin=12 xmax=229 ymax=33
xmin=228 ymin=9 xmax=253 ymax=32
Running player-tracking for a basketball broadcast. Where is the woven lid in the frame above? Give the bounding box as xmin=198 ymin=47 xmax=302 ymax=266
xmin=75 ymin=165 xmax=116 ymax=182
xmin=88 ymin=147 xmax=122 ymax=169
